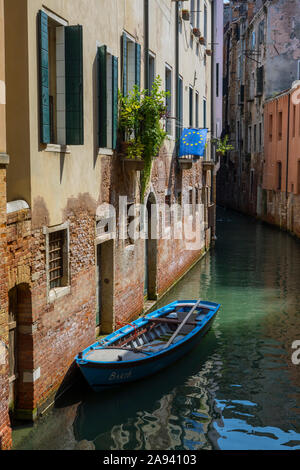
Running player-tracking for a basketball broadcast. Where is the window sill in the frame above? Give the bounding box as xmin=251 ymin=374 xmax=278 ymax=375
xmin=124 ymin=243 xmax=135 ymax=252
xmin=98 ymin=148 xmax=114 ymax=156
xmin=45 ymin=144 xmax=71 ymax=154
xmin=96 ymin=232 xmax=115 ymax=244
xmin=49 ymin=286 xmax=71 ymax=303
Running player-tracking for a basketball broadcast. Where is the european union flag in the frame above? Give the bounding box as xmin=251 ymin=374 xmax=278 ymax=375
xmin=179 ymin=128 xmax=208 ymax=157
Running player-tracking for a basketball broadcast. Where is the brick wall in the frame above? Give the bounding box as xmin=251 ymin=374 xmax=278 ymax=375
xmin=0 ymin=165 xmax=11 ymax=450
xmin=5 ymin=202 xmax=97 ymax=420
xmin=1 ymin=148 xmax=213 ymax=429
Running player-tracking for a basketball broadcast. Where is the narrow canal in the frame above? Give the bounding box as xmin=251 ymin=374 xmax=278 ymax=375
xmin=13 ymin=208 xmax=300 ymax=450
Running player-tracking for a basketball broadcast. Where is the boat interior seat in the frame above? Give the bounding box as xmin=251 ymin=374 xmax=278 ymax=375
xmin=176 ymin=310 xmax=198 ymax=333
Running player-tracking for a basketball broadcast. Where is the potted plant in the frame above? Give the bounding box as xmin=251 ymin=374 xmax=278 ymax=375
xmin=205 ymin=49 xmax=212 ymax=56
xmin=193 ymin=27 xmax=201 ymax=37
xmin=118 ymin=77 xmax=169 ymax=195
xmin=214 ymin=135 xmax=234 ymax=157
xmin=199 ymin=36 xmax=206 ymax=45
xmin=181 ymin=9 xmax=190 ymax=21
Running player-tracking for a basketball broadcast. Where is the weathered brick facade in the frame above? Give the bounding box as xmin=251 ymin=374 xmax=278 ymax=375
xmin=218 ymin=0 xmax=300 ymax=239
xmin=0 ymin=163 xmax=12 ymax=450
xmin=0 ymin=0 xmax=11 ymax=449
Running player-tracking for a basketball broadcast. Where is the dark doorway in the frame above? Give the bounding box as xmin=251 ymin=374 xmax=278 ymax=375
xmin=144 ymin=193 xmax=158 ymax=300
xmin=96 ymin=239 xmax=115 ymax=334
xmin=8 ymin=283 xmax=33 ymax=421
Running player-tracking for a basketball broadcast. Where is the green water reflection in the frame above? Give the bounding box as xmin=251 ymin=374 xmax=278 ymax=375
xmin=13 ymin=208 xmax=300 ymax=450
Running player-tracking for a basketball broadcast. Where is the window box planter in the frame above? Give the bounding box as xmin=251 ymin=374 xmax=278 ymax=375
xmin=121 ymin=158 xmax=145 ymax=171
xmin=178 ymin=158 xmax=193 ymax=170
xmin=202 ymin=160 xmax=214 ymax=171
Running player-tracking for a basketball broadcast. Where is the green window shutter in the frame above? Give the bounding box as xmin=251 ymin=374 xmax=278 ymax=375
xmin=98 ymin=45 xmax=107 ymax=148
xmin=135 ymin=43 xmax=141 ymax=91
xmin=38 ymin=10 xmax=50 ymax=144
xmin=122 ymin=32 xmax=127 ymax=96
xmin=112 ymin=56 xmax=119 ymax=150
xmin=65 ymin=25 xmax=84 ymax=145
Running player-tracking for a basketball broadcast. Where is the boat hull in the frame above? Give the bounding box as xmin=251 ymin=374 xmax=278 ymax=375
xmin=77 ymin=312 xmax=216 ymax=392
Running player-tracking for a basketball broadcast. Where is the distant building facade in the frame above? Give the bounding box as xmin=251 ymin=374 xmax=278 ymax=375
xmin=0 ymin=0 xmax=223 ymax=448
xmin=218 ymin=0 xmax=300 ymax=238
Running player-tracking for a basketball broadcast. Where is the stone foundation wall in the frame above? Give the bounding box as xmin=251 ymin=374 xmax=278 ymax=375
xmin=259 ymin=190 xmax=300 ymax=239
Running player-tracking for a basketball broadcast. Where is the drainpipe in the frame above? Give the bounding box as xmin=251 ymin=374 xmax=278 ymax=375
xmin=175 ymin=1 xmax=179 ymax=153
xmin=210 ymin=0 xmax=217 ymax=244
xmin=285 ymin=91 xmax=291 ymax=228
xmin=286 ymin=93 xmax=290 ymax=196
xmin=144 ymin=0 xmax=149 ymax=90
xmin=211 ymin=0 xmax=215 ymax=158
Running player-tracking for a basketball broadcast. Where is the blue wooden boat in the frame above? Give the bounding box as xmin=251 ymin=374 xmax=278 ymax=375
xmin=75 ymin=300 xmax=220 ymax=391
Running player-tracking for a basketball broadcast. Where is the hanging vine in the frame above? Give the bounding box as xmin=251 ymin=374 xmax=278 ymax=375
xmin=118 ymin=76 xmax=169 ymax=198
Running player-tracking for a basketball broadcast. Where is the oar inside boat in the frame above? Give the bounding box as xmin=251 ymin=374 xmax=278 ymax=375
xmin=164 ymin=299 xmax=202 ymax=348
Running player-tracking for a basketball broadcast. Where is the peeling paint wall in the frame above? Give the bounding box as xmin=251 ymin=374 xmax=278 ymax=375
xmin=265 ymin=0 xmax=300 ymax=99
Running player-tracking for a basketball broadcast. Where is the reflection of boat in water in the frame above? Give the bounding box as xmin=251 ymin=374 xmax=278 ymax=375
xmin=73 ymin=326 xmax=218 ymax=444
xmin=75 ymin=300 xmax=221 ymax=391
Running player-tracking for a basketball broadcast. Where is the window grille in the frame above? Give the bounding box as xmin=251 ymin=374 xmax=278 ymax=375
xmin=49 ymin=231 xmax=63 ymax=289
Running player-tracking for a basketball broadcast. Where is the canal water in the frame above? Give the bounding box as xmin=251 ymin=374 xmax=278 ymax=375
xmin=13 ymin=208 xmax=300 ymax=450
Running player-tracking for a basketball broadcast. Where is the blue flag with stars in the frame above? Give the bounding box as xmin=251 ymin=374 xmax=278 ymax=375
xmin=179 ymin=128 xmax=208 ymax=157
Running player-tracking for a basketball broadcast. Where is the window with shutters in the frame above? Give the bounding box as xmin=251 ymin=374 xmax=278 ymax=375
xmin=292 ymin=104 xmax=296 ymax=139
xmin=148 ymin=52 xmax=156 ymax=93
xmin=204 ymin=4 xmax=207 ymax=40
xmin=277 ymin=162 xmax=282 ymax=191
xmin=38 ymin=10 xmax=83 ymax=146
xmin=165 ymin=194 xmax=171 ymax=227
xmin=175 ymin=190 xmax=182 ymax=222
xmin=189 ymin=86 xmax=193 ymax=128
xmin=46 ymin=225 xmax=70 ymax=300
xmin=259 ymin=122 xmax=262 ymax=150
xmin=40 ymin=13 xmax=68 ymax=145
xmin=248 ymin=126 xmax=252 ymax=153
xmin=177 ymin=76 xmax=183 ymax=140
xmin=188 ymin=189 xmax=193 ymax=215
xmin=190 ymin=0 xmax=195 ymax=28
xmin=269 ymin=114 xmax=273 ymax=142
xmin=97 ymin=45 xmax=118 ymax=150
xmin=195 ymin=91 xmax=199 ymax=128
xmin=121 ymin=32 xmax=141 ymax=97
xmin=203 ymin=98 xmax=207 ymax=128
xmin=256 ymin=66 xmax=264 ymax=96
xmin=258 ymin=21 xmax=264 ymax=45
xmin=165 ymin=65 xmax=173 ymax=136
xmin=278 ymin=111 xmax=283 ymax=141
xmin=251 ymin=30 xmax=256 ymax=50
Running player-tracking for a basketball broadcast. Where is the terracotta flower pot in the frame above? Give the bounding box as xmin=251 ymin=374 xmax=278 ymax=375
xmin=119 ymin=141 xmax=129 ymax=156
xmin=181 ymin=9 xmax=190 ymax=21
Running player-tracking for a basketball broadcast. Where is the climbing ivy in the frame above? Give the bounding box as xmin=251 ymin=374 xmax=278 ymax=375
xmin=118 ymin=77 xmax=169 ymax=198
